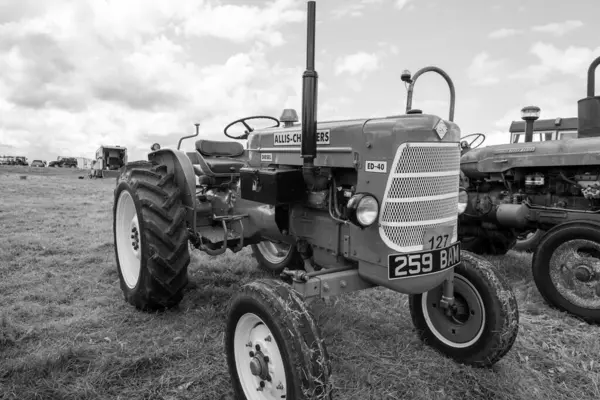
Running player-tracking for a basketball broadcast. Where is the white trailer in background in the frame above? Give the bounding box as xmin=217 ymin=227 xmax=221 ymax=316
xmin=90 ymin=145 xmax=127 ymax=178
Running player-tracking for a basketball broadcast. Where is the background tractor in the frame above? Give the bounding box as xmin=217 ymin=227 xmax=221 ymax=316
xmin=457 ymin=55 xmax=600 ymax=323
xmin=112 ymin=2 xmax=519 ymax=398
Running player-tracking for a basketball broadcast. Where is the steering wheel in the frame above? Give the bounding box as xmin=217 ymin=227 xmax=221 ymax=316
xmin=224 ymin=116 xmax=280 ymax=140
xmin=460 ymin=133 xmax=486 ymax=150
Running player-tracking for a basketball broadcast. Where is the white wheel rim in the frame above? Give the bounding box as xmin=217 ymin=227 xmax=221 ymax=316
xmin=234 ymin=313 xmax=287 ymax=400
xmin=421 ymin=276 xmax=486 ymax=349
xmin=116 ymin=191 xmax=141 ymax=289
xmin=256 ymin=241 xmax=291 ymax=265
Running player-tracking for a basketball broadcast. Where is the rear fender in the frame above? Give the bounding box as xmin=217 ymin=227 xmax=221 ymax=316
xmin=541 ymin=220 xmax=600 ymax=236
xmin=148 ymin=149 xmax=196 ymax=231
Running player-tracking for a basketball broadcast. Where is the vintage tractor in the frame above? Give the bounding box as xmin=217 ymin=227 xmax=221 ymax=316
xmin=457 ymin=55 xmax=600 ymax=323
xmin=112 ymin=2 xmax=519 ymax=398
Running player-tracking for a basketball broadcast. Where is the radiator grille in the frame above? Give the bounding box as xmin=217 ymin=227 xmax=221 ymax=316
xmin=379 ymin=142 xmax=460 ymax=253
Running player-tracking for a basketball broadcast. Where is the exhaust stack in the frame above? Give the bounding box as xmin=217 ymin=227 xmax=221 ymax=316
xmin=300 ymin=1 xmax=327 ymax=190
xmin=577 ymin=55 xmax=600 ymax=138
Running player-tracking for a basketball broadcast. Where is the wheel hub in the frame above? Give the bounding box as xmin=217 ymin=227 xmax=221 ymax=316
xmin=422 ymin=275 xmax=485 ymax=348
xmin=116 ymin=191 xmax=142 ymax=289
xmin=549 ymin=240 xmax=600 ymax=308
xmin=234 ymin=314 xmax=287 ymax=399
xmin=574 ymin=265 xmax=594 ymax=282
xmin=249 ymin=353 xmax=270 ymax=380
xmin=249 ymin=357 xmax=263 ymax=376
xmin=449 ymin=294 xmax=469 ymax=324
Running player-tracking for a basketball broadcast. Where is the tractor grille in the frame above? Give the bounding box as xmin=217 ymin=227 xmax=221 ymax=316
xmin=379 ymin=142 xmax=460 ymax=253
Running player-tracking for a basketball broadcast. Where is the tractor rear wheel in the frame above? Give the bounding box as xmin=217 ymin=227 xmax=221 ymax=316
xmin=532 ymin=223 xmax=600 ymax=323
xmin=225 ymin=279 xmax=333 ymax=400
xmin=113 ymin=161 xmax=190 ymax=310
xmin=251 ymin=241 xmax=303 ymax=274
xmin=409 ymin=251 xmax=519 ymax=367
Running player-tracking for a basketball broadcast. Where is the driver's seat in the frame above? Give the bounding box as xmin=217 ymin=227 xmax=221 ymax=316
xmin=191 ymin=139 xmax=247 ymax=176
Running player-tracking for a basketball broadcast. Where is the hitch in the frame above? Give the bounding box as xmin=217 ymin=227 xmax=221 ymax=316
xmin=189 ymin=214 xmax=248 ymax=255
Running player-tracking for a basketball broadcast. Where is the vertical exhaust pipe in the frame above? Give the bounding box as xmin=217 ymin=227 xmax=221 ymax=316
xmin=301 ymin=1 xmax=327 ymax=190
xmin=587 ymin=55 xmax=600 ymax=98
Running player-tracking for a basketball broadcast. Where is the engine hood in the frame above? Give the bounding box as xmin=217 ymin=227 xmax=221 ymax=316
xmin=461 ymin=137 xmax=600 ymax=178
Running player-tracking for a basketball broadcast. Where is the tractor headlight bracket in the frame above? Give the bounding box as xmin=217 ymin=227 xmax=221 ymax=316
xmin=347 ymin=193 xmax=379 ymax=228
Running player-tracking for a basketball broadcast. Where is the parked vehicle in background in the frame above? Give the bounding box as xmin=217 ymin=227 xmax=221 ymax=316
xmin=58 ymin=157 xmax=78 ymax=168
xmin=48 ymin=160 xmax=60 ymax=167
xmin=31 ymin=160 xmax=46 ymax=167
xmin=12 ymin=156 xmax=28 ymax=166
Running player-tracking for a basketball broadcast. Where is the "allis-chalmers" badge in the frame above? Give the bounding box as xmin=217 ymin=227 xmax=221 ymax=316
xmin=493 ymin=146 xmax=536 ymax=154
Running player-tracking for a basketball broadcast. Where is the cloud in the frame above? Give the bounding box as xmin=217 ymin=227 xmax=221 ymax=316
xmin=488 ymin=28 xmax=523 ymax=39
xmin=509 ymin=42 xmax=600 ymax=83
xmin=494 ymin=81 xmax=580 ymax=131
xmin=531 ymin=20 xmax=584 ymax=37
xmin=395 ymin=0 xmax=413 ymax=10
xmin=377 ymin=41 xmax=399 ymax=55
xmin=331 ymin=0 xmax=384 ymax=19
xmin=0 ymin=0 xmax=307 ymax=162
xmin=182 ymin=0 xmax=304 ymax=46
xmin=331 ymin=0 xmax=411 ymax=18
xmin=467 ymin=52 xmax=506 ymax=86
xmin=334 ymin=52 xmax=380 ymax=76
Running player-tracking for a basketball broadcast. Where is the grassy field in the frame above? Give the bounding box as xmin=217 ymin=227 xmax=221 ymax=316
xmin=1 ymin=166 xmax=599 ymax=400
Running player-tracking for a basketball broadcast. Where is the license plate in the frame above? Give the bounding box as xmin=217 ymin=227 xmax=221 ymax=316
xmin=388 ymin=242 xmax=461 ymax=280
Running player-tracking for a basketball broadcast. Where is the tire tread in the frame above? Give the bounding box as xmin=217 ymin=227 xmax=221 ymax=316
xmin=114 ymin=161 xmax=190 ymax=310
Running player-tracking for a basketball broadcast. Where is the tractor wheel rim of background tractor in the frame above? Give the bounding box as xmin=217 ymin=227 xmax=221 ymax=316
xmin=116 ymin=191 xmax=141 ymax=289
xmin=256 ymin=241 xmax=291 ymax=265
xmin=422 ymin=275 xmax=486 ymax=348
xmin=234 ymin=313 xmax=287 ymax=400
xmin=549 ymin=239 xmax=600 ymax=309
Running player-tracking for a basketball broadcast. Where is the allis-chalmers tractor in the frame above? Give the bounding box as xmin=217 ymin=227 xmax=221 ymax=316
xmin=112 ymin=2 xmax=518 ymax=398
xmin=456 ymin=55 xmax=600 ymax=323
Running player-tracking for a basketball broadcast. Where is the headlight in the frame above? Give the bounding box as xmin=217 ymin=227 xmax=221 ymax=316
xmin=458 ymin=187 xmax=468 ymax=215
xmin=347 ymin=194 xmax=379 ymax=227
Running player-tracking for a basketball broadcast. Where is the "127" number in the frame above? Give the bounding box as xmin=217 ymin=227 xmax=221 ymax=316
xmin=428 ymin=234 xmax=450 ymax=249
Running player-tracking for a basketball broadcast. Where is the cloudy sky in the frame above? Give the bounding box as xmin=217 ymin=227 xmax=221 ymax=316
xmin=0 ymin=0 xmax=599 ymax=163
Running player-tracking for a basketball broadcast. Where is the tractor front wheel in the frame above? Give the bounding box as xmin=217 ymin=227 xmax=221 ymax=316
xmin=409 ymin=251 xmax=519 ymax=367
xmin=113 ymin=161 xmax=190 ymax=311
xmin=225 ymin=279 xmax=333 ymax=400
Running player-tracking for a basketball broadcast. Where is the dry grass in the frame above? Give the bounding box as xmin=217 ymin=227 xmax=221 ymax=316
xmin=0 ymin=166 xmax=599 ymax=400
